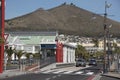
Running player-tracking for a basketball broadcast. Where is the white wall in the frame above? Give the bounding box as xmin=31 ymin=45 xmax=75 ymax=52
xmin=63 ymin=45 xmax=75 ymax=63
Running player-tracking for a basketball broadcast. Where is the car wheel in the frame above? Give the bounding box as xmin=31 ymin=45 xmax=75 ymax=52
xmin=83 ymin=65 xmax=86 ymax=67
xmin=76 ymin=65 xmax=78 ymax=67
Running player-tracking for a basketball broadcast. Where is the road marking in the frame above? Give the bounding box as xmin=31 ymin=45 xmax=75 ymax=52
xmin=41 ymin=69 xmax=95 ymax=75
xmin=86 ymin=72 xmax=94 ymax=75
xmin=75 ymin=71 xmax=83 ymax=74
xmin=53 ymin=70 xmax=64 ymax=74
xmin=63 ymin=71 xmax=73 ymax=74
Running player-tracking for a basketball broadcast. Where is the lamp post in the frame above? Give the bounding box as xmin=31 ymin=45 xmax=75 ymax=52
xmin=103 ymin=1 xmax=111 ymax=73
xmin=107 ymin=24 xmax=112 ymax=71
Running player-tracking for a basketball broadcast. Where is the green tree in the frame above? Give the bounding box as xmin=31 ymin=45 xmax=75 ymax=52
xmin=5 ymin=47 xmax=14 ymax=64
xmin=25 ymin=53 xmax=32 ymax=60
xmin=33 ymin=53 xmax=40 ymax=59
xmin=114 ymin=45 xmax=120 ymax=55
xmin=92 ymin=38 xmax=99 ymax=47
xmin=112 ymin=43 xmax=120 ymax=54
xmin=94 ymin=51 xmax=104 ymax=59
xmin=14 ymin=50 xmax=24 ymax=69
xmin=75 ymin=45 xmax=88 ymax=59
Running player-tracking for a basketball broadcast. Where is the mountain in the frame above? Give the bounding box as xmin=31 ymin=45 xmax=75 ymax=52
xmin=5 ymin=3 xmax=120 ymax=37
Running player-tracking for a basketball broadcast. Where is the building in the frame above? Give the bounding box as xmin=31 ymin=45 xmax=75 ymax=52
xmin=56 ymin=42 xmax=76 ymax=63
xmin=6 ymin=31 xmax=76 ymax=63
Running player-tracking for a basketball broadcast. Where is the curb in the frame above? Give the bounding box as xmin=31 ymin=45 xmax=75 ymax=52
xmin=55 ymin=63 xmax=75 ymax=69
xmin=101 ymin=74 xmax=120 ymax=79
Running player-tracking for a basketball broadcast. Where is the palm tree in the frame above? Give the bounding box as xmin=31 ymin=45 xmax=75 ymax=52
xmin=5 ymin=47 xmax=14 ymax=64
xmin=25 ymin=53 xmax=32 ymax=65
xmin=33 ymin=53 xmax=40 ymax=59
xmin=25 ymin=53 xmax=32 ymax=60
xmin=33 ymin=53 xmax=41 ymax=63
xmin=14 ymin=50 xmax=24 ymax=69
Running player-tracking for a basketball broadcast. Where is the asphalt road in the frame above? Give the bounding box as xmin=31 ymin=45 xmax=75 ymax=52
xmin=0 ymin=63 xmax=103 ymax=80
xmin=0 ymin=73 xmax=91 ymax=80
xmin=2 ymin=62 xmax=120 ymax=80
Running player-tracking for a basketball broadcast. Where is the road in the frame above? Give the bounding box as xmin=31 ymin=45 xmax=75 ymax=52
xmin=4 ymin=63 xmax=120 ymax=80
xmin=0 ymin=63 xmax=103 ymax=80
xmin=0 ymin=73 xmax=92 ymax=80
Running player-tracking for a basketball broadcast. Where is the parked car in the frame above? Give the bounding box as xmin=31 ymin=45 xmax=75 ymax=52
xmin=88 ymin=59 xmax=97 ymax=66
xmin=11 ymin=60 xmax=19 ymax=64
xmin=75 ymin=59 xmax=86 ymax=67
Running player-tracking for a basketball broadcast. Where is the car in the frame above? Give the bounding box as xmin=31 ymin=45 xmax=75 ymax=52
xmin=75 ymin=59 xmax=86 ymax=67
xmin=88 ymin=59 xmax=97 ymax=66
xmin=11 ymin=60 xmax=19 ymax=64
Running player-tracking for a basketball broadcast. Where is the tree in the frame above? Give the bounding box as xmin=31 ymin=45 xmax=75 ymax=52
xmin=33 ymin=53 xmax=40 ymax=59
xmin=25 ymin=53 xmax=32 ymax=60
xmin=5 ymin=47 xmax=14 ymax=64
xmin=92 ymin=38 xmax=99 ymax=47
xmin=75 ymin=45 xmax=88 ymax=60
xmin=112 ymin=43 xmax=120 ymax=54
xmin=25 ymin=53 xmax=34 ymax=65
xmin=14 ymin=50 xmax=24 ymax=69
xmin=94 ymin=51 xmax=104 ymax=59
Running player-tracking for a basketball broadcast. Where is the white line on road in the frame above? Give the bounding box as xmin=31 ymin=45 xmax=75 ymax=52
xmin=86 ymin=72 xmax=94 ymax=75
xmin=53 ymin=70 xmax=64 ymax=74
xmin=63 ymin=71 xmax=74 ymax=74
xmin=75 ymin=71 xmax=83 ymax=74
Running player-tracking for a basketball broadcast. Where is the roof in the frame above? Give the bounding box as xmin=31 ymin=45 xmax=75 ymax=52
xmin=7 ymin=31 xmax=57 ymax=45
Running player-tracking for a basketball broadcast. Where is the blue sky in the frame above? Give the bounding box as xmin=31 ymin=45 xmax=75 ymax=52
xmin=5 ymin=0 xmax=120 ymax=22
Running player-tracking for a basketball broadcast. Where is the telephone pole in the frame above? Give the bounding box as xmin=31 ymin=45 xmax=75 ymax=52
xmin=103 ymin=1 xmax=111 ymax=73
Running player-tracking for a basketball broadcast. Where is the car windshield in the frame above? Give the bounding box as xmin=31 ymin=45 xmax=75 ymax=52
xmin=77 ymin=59 xmax=85 ymax=62
xmin=90 ymin=59 xmax=96 ymax=62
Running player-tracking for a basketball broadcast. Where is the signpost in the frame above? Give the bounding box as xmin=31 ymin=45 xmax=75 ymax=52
xmin=0 ymin=0 xmax=5 ymax=73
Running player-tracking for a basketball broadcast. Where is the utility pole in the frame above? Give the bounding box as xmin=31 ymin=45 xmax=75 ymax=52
xmin=103 ymin=1 xmax=111 ymax=73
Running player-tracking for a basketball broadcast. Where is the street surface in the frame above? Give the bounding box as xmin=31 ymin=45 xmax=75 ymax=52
xmin=2 ymin=63 xmax=120 ymax=80
xmin=0 ymin=73 xmax=91 ymax=80
xmin=0 ymin=64 xmax=103 ymax=80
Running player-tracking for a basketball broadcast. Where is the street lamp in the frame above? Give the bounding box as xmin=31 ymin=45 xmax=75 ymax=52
xmin=103 ymin=1 xmax=112 ymax=73
xmin=107 ymin=24 xmax=112 ymax=72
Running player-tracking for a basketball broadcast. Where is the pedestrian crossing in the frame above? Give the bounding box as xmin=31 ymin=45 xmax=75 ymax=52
xmin=39 ymin=70 xmax=94 ymax=75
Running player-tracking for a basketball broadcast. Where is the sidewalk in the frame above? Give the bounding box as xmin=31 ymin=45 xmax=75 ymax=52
xmin=0 ymin=69 xmax=27 ymax=79
xmin=102 ymin=72 xmax=120 ymax=79
xmin=101 ymin=61 xmax=120 ymax=79
xmin=0 ymin=63 xmax=40 ymax=79
xmin=0 ymin=63 xmax=56 ymax=79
